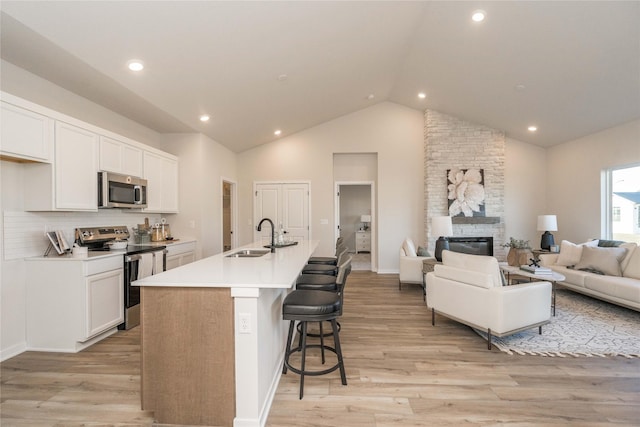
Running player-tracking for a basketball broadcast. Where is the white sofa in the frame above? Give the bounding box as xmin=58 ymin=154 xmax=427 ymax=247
xmin=426 ymin=250 xmax=552 ymax=349
xmin=539 ymin=240 xmax=640 ymax=312
xmin=399 ymin=238 xmax=433 ymax=291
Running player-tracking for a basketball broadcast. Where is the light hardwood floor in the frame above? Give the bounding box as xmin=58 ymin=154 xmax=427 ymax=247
xmin=2 ymin=271 xmax=639 ymax=426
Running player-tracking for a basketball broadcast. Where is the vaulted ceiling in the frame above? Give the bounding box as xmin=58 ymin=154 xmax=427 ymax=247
xmin=1 ymin=1 xmax=639 ymax=153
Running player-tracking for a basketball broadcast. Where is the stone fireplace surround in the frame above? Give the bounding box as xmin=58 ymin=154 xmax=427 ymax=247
xmin=424 ymin=109 xmax=507 ymax=260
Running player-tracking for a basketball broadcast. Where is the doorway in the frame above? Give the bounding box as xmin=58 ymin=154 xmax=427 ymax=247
xmin=222 ymin=179 xmax=237 ymax=252
xmin=335 ymin=182 xmax=375 ymax=271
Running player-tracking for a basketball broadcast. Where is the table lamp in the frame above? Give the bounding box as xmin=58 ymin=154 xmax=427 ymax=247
xmin=537 ymin=215 xmax=557 ymax=251
xmin=432 ymin=216 xmax=453 ymax=262
xmin=360 ymin=215 xmax=371 ymax=231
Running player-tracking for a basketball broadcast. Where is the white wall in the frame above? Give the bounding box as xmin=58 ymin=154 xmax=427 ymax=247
xmin=159 ymin=133 xmax=237 ymax=258
xmin=237 ymin=102 xmax=425 ymax=273
xmin=547 ymin=119 xmax=640 ymax=243
xmin=504 ymin=138 xmax=548 ymax=247
xmin=0 ymin=60 xmax=163 ymax=149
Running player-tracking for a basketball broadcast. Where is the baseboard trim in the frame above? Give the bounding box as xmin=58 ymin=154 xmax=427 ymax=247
xmin=1 ymin=341 xmax=27 ymax=362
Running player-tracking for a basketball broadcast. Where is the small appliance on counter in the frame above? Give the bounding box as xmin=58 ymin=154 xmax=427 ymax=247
xmin=151 ymin=218 xmax=172 ymax=242
xmin=75 ymin=225 xmax=167 ymax=330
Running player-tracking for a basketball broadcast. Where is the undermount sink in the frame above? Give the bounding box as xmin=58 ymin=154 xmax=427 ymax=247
xmin=226 ymin=249 xmax=271 ymax=258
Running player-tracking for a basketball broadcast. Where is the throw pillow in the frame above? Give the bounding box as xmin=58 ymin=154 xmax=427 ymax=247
xmin=574 ymin=246 xmax=627 ymax=276
xmin=556 ymin=240 xmax=599 ymax=267
xmin=598 ymin=239 xmax=625 ymax=247
xmin=622 ymin=245 xmax=640 ymax=280
xmin=620 ymin=243 xmax=637 ymax=271
xmin=402 ymin=238 xmax=417 ymax=257
xmin=417 ymin=246 xmax=431 ymax=257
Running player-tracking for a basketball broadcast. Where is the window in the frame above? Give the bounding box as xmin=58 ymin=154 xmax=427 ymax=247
xmin=604 ymin=164 xmax=640 ymax=244
xmin=613 ymin=207 xmax=621 ymax=222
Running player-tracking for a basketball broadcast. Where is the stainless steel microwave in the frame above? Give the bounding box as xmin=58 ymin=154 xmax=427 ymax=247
xmin=98 ymin=172 xmax=147 ymax=208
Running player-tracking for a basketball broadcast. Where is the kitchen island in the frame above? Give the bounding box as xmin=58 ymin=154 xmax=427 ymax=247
xmin=134 ymin=240 xmax=318 ymax=427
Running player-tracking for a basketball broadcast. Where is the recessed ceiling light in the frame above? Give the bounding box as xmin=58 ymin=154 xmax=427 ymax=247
xmin=199 ymin=115 xmax=210 ymax=122
xmin=274 ymin=130 xmax=282 ymax=136
xmin=418 ymin=92 xmax=427 ymax=99
xmin=277 ymin=74 xmax=288 ymax=81
xmin=514 ymin=84 xmax=526 ymax=91
xmin=472 ymin=10 xmax=486 ymax=22
xmin=367 ymin=93 xmax=375 ymax=100
xmin=127 ymin=60 xmax=144 ymax=72
xmin=528 ymin=126 xmax=538 ymax=132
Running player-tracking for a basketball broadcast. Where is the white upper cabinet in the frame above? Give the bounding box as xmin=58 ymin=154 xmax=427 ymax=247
xmin=54 ymin=121 xmax=99 ymax=210
xmin=1 ymin=101 xmax=53 ymax=162
xmin=143 ymin=151 xmax=178 ymax=213
xmin=5 ymin=92 xmax=177 ymax=212
xmin=99 ymin=136 xmax=143 ymax=177
xmin=24 ymin=121 xmax=99 ymax=211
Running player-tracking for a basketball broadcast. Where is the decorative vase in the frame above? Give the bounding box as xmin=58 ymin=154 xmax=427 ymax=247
xmin=507 ymin=248 xmax=532 ymax=266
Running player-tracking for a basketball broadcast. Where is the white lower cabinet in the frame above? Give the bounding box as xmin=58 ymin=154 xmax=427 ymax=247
xmin=85 ymin=269 xmax=124 ymax=339
xmin=26 ymin=255 xmax=124 ymax=352
xmin=166 ymin=241 xmax=196 ymax=270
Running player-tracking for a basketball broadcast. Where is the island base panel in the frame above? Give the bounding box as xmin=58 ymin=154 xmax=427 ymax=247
xmin=141 ymin=286 xmax=235 ymax=426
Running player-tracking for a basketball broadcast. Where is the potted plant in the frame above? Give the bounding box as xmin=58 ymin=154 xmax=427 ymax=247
xmin=503 ymin=237 xmax=532 ymax=266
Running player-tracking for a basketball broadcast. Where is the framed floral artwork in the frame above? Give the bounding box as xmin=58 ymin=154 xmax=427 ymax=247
xmin=447 ymin=168 xmax=486 ymax=217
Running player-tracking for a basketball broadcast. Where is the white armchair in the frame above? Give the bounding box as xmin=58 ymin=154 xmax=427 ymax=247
xmin=399 ymin=238 xmax=433 ymax=291
xmin=426 ymin=250 xmax=552 ymax=349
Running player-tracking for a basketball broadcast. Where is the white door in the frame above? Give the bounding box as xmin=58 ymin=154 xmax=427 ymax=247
xmin=254 ymin=183 xmax=309 ymax=244
xmin=282 ymin=183 xmax=309 ymax=242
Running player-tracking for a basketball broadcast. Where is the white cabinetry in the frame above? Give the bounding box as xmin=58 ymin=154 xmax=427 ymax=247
xmin=144 ymin=151 xmax=178 ymax=213
xmin=55 ymin=121 xmax=99 ymax=210
xmin=99 ymin=136 xmax=143 ymax=177
xmin=166 ymin=241 xmax=196 ymax=270
xmin=23 ymin=121 xmax=99 ymax=211
xmin=26 ymin=255 xmax=124 ymax=352
xmin=355 ymin=231 xmax=371 ymax=253
xmin=1 ymin=101 xmax=53 ymax=162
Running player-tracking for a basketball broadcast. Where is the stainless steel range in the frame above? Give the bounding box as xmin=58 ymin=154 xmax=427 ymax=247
xmin=75 ymin=226 xmax=166 ymax=330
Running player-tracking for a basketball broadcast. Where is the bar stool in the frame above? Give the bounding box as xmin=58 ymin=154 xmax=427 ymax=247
xmin=282 ymin=289 xmax=347 ymax=399
xmin=307 ymin=243 xmax=348 ymax=265
xmin=296 ymin=256 xmax=352 ymax=338
xmin=301 ymin=250 xmax=347 ymax=276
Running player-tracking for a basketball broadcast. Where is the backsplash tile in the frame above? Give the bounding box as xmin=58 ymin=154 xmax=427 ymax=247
xmin=2 ymin=211 xmax=166 ymax=260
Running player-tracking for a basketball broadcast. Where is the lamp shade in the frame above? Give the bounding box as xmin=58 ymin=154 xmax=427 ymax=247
xmin=360 ymin=215 xmax=371 ymax=223
xmin=537 ymin=215 xmax=558 ymax=231
xmin=432 ymin=216 xmax=453 ymax=238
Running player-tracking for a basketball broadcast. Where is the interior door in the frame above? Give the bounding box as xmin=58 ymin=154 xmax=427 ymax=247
xmin=254 ymin=183 xmax=309 ymax=244
xmin=254 ymin=184 xmax=282 ymax=245
xmin=282 ymin=183 xmax=309 ymax=242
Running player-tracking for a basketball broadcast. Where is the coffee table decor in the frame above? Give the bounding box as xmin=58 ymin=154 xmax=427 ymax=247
xmin=474 ymin=289 xmax=640 ymax=357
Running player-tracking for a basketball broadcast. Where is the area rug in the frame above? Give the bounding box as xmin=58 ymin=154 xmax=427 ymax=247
xmin=474 ymin=289 xmax=640 ymax=357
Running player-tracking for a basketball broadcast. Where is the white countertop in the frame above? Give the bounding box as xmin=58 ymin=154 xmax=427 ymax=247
xmin=128 ymin=238 xmax=196 ymax=247
xmin=134 ymin=240 xmax=319 ymax=289
xmin=26 ymin=251 xmax=124 ymax=261
xmin=26 ymin=238 xmax=197 ymax=262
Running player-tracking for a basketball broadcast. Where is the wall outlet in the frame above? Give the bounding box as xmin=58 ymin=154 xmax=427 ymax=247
xmin=189 ymin=220 xmax=196 ymax=229
xmin=238 ymin=313 xmax=251 ymax=334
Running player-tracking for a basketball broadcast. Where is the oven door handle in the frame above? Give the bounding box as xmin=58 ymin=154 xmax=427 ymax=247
xmin=126 ymin=254 xmax=143 ymax=263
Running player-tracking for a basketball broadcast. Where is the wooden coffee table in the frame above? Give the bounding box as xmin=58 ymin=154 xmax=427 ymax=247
xmin=500 ymin=264 xmax=565 ymax=316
